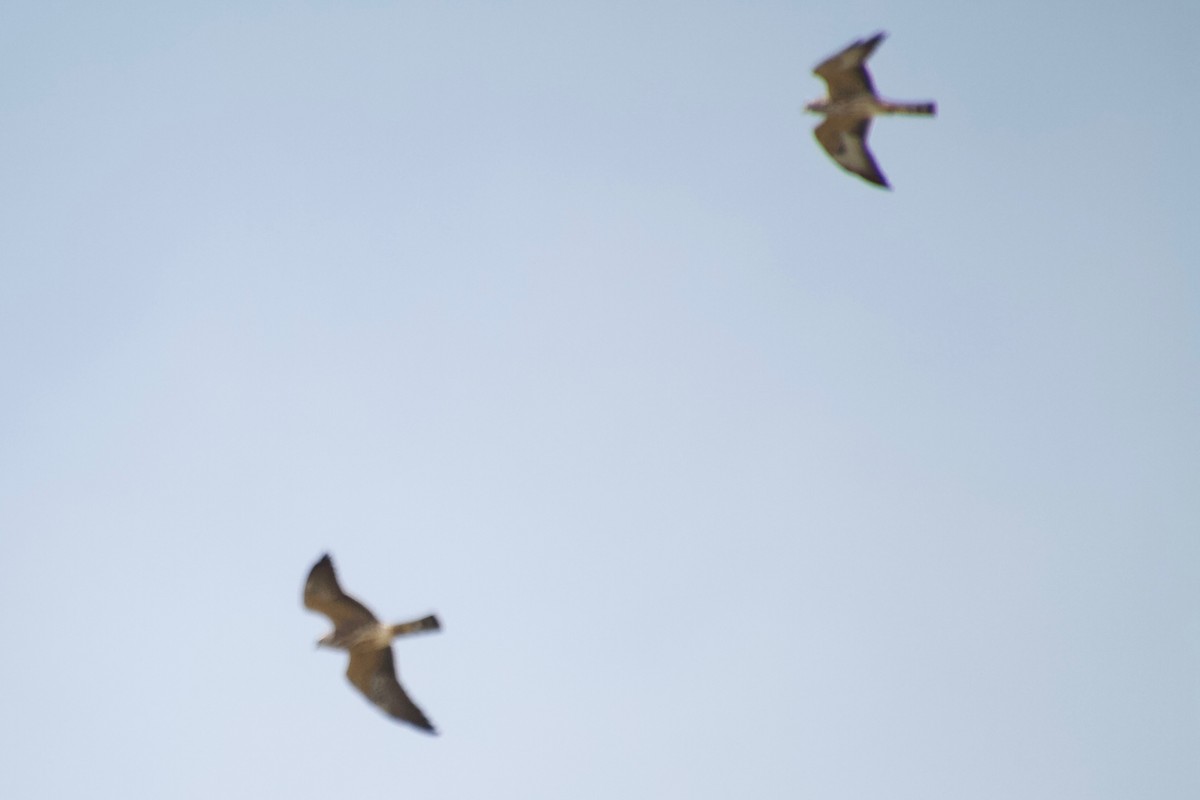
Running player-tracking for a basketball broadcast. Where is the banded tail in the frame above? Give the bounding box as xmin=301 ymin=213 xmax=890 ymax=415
xmin=887 ymin=101 xmax=936 ymax=116
xmin=390 ymin=614 xmax=441 ymax=637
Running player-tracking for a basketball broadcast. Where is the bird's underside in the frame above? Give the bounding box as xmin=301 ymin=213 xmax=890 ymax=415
xmin=805 ymin=32 xmax=936 ymax=188
xmin=303 ymin=553 xmax=441 ymax=733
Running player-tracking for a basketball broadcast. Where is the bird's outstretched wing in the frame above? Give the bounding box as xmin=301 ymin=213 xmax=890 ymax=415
xmin=813 ymin=32 xmax=884 ymax=101
xmin=303 ymin=553 xmax=379 ymax=628
xmin=813 ymin=117 xmax=889 ymax=188
xmin=346 ymin=646 xmax=437 ymax=733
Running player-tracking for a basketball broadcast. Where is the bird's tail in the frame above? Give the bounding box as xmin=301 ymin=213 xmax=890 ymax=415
xmin=889 ymin=101 xmax=936 ymax=116
xmin=390 ymin=615 xmax=441 ymax=637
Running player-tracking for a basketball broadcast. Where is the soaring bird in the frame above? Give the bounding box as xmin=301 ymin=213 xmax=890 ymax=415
xmin=805 ymin=32 xmax=935 ymax=188
xmin=303 ymin=553 xmax=441 ymax=732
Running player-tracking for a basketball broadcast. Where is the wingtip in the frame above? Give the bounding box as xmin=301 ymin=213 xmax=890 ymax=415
xmin=411 ymin=716 xmax=439 ymax=735
xmin=855 ymin=31 xmax=886 ymax=51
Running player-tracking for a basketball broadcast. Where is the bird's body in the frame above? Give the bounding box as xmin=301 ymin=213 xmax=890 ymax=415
xmin=316 ymin=615 xmax=440 ymax=651
xmin=303 ymin=553 xmax=441 ymax=732
xmin=804 ymin=32 xmax=935 ymax=188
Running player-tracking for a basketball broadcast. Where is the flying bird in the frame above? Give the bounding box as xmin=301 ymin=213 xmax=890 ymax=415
xmin=303 ymin=553 xmax=441 ymax=732
xmin=805 ymin=32 xmax=935 ymax=188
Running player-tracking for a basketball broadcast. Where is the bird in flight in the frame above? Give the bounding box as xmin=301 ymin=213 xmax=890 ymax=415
xmin=805 ymin=32 xmax=935 ymax=188
xmin=303 ymin=553 xmax=441 ymax=732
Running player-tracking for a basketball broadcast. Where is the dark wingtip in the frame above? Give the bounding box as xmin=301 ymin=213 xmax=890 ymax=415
xmin=411 ymin=716 xmax=438 ymax=734
xmin=306 ymin=553 xmax=334 ymax=582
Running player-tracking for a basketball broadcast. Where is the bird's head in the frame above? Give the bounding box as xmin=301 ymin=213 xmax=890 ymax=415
xmin=804 ymin=99 xmax=829 ymax=114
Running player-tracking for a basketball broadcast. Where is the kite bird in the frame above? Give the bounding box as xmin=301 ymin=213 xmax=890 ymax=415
xmin=303 ymin=553 xmax=441 ymax=732
xmin=805 ymin=32 xmax=935 ymax=188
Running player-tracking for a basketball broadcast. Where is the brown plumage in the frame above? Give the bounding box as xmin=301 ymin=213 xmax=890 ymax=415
xmin=805 ymin=32 xmax=936 ymax=188
xmin=303 ymin=553 xmax=441 ymax=732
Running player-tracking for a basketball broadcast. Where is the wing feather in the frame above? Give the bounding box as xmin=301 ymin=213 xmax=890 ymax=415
xmin=303 ymin=554 xmax=379 ymax=628
xmin=813 ymin=117 xmax=889 ymax=188
xmin=346 ymin=647 xmax=436 ymax=732
xmin=813 ymin=32 xmax=884 ymax=101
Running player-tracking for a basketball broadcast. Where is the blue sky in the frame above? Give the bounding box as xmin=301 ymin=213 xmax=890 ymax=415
xmin=2 ymin=1 xmax=1197 ymax=798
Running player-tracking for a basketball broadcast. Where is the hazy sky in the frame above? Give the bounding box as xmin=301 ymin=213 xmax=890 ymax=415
xmin=2 ymin=2 xmax=1197 ymax=798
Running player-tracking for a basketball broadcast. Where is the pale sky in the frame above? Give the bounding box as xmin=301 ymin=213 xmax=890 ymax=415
xmin=2 ymin=2 xmax=1198 ymax=798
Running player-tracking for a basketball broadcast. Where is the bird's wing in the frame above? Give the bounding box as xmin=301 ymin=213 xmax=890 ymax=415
xmin=303 ymin=554 xmax=379 ymax=628
xmin=813 ymin=117 xmax=889 ymax=188
xmin=346 ymin=647 xmax=436 ymax=733
xmin=813 ymin=32 xmax=884 ymax=101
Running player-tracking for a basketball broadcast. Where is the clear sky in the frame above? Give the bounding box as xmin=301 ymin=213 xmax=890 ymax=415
xmin=2 ymin=1 xmax=1197 ymax=798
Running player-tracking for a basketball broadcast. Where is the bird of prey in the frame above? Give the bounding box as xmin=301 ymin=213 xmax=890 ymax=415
xmin=303 ymin=553 xmax=441 ymax=732
xmin=804 ymin=32 xmax=935 ymax=188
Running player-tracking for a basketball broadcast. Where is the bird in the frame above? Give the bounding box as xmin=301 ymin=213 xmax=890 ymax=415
xmin=303 ymin=553 xmax=441 ymax=732
xmin=804 ymin=32 xmax=936 ymax=188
